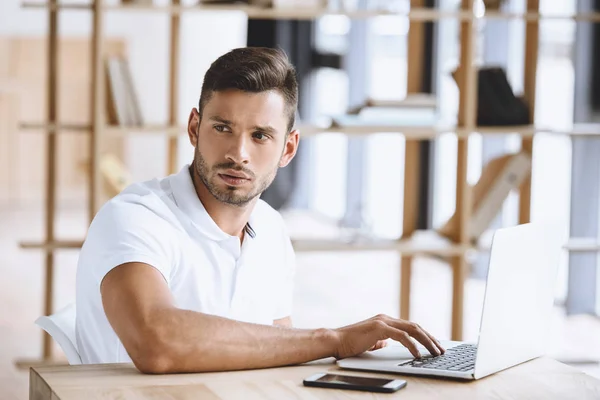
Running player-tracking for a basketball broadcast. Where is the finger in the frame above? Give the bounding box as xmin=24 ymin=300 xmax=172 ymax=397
xmin=368 ymin=340 xmax=387 ymax=351
xmin=424 ymin=330 xmax=446 ymax=355
xmin=384 ymin=326 xmax=421 ymax=358
xmin=412 ymin=326 xmax=441 ymax=356
xmin=368 ymin=341 xmax=381 ymax=351
xmin=391 ymin=321 xmax=440 ymax=357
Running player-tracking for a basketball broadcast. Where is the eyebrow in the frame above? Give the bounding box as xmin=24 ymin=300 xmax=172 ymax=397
xmin=209 ymin=116 xmax=278 ymax=135
xmin=252 ymin=124 xmax=277 ymax=135
xmin=209 ymin=116 xmax=234 ymax=125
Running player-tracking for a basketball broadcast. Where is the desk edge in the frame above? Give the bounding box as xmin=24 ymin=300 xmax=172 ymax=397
xmin=30 ymin=367 xmax=60 ymax=400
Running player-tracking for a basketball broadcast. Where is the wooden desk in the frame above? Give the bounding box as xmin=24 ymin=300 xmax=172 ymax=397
xmin=30 ymin=357 xmax=600 ymax=399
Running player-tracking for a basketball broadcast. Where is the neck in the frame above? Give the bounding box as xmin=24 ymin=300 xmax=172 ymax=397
xmin=189 ymin=165 xmax=255 ymax=240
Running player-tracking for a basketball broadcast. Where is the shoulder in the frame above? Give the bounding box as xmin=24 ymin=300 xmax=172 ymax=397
xmin=83 ymin=177 xmax=182 ymax=253
xmin=78 ymin=177 xmax=180 ymax=282
xmin=94 ymin=177 xmax=176 ymax=227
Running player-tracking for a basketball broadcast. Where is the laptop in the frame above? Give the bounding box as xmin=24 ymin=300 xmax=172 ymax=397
xmin=337 ymin=222 xmax=561 ymax=380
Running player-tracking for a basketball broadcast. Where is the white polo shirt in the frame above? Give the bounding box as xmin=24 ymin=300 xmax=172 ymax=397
xmin=75 ymin=165 xmax=295 ymax=365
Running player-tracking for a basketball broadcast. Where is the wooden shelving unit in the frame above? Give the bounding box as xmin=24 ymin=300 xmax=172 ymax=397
xmin=18 ymin=0 xmax=596 ymax=365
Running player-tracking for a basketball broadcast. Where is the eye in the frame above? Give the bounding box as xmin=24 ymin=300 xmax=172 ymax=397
xmin=214 ymin=124 xmax=230 ymax=133
xmin=252 ymin=132 xmax=270 ymax=141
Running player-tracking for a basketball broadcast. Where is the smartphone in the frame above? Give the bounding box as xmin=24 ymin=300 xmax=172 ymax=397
xmin=303 ymin=372 xmax=407 ymax=393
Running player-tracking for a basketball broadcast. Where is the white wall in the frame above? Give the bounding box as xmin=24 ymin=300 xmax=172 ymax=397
xmin=0 ymin=0 xmax=247 ymax=190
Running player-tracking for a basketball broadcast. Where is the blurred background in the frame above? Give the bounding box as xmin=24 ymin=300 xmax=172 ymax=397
xmin=1 ymin=0 xmax=600 ymax=398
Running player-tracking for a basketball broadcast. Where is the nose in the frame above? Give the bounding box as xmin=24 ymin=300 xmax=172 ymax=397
xmin=225 ymin=134 xmax=250 ymax=165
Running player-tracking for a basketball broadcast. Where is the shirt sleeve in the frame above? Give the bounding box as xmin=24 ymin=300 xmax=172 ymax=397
xmin=273 ymin=229 xmax=296 ymax=321
xmin=79 ymin=194 xmax=177 ymax=287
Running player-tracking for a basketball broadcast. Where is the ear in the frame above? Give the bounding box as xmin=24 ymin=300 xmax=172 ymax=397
xmin=279 ymin=129 xmax=300 ymax=168
xmin=187 ymin=108 xmax=200 ymax=147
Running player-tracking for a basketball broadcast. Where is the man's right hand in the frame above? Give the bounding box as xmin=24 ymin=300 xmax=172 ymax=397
xmin=332 ymin=314 xmax=446 ymax=360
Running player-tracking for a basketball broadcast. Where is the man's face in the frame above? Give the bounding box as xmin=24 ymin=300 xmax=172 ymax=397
xmin=187 ymin=89 xmax=299 ymax=207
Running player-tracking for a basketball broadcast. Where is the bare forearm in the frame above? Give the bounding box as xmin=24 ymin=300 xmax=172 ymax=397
xmin=104 ymin=263 xmax=445 ymax=375
xmin=143 ymin=308 xmax=338 ymax=373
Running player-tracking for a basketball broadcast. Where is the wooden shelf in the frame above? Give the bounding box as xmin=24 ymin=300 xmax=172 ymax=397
xmin=14 ymin=357 xmax=69 ymax=370
xmin=20 ymin=240 xmax=84 ymax=250
xmin=21 ymin=2 xmax=600 ymax=22
xmin=19 ymin=121 xmax=600 ymax=138
xmin=22 ymin=2 xmax=472 ymax=20
xmin=108 ymin=5 xmax=475 ymax=21
xmin=105 ymin=124 xmax=185 ymax=137
xmin=469 ymin=125 xmax=538 ymax=136
xmin=564 ymin=238 xmax=600 ymax=252
xmin=20 ymin=122 xmax=90 ymax=133
xmin=19 ymin=122 xmax=186 ymax=136
xmin=302 ymin=123 xmax=600 ymax=138
xmin=20 ymin=234 xmax=598 ymax=255
xmin=292 ymin=230 xmax=469 ymax=256
xmin=18 ymin=230 xmax=466 ymax=255
xmin=563 ymin=123 xmax=600 ymax=137
xmin=484 ymin=10 xmax=600 ymax=23
xmin=463 ymin=124 xmax=600 ymax=137
xmin=22 ymin=1 xmax=91 ymax=11
xmin=299 ymin=122 xmax=452 ymax=139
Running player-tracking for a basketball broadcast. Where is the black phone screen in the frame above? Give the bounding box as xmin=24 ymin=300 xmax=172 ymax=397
xmin=315 ymin=374 xmax=394 ymax=387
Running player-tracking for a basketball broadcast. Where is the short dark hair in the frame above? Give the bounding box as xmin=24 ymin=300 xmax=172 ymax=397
xmin=198 ymin=47 xmax=298 ymax=133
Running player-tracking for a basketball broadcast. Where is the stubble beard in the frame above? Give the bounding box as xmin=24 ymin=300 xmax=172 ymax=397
xmin=193 ymin=147 xmax=278 ymax=207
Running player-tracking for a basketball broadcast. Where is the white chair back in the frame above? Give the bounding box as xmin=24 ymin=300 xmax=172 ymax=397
xmin=35 ymin=303 xmax=82 ymax=365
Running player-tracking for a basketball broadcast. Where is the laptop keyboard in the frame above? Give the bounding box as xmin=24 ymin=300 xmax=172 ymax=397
xmin=398 ymin=344 xmax=477 ymax=372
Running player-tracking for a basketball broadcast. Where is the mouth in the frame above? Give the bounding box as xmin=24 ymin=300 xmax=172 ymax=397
xmin=218 ymin=173 xmax=250 ymax=186
xmin=221 ymin=169 xmax=250 ymax=180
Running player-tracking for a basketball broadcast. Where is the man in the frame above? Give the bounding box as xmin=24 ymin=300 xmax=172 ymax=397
xmin=75 ymin=47 xmax=445 ymax=374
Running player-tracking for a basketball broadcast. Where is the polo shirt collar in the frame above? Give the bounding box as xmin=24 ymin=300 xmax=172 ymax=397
xmin=171 ymin=165 xmax=258 ymax=242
